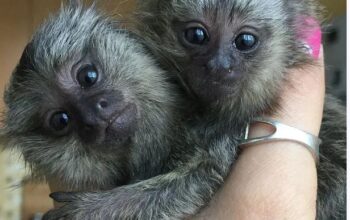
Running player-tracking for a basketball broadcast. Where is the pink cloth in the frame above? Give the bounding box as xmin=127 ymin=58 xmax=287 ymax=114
xmin=296 ymin=16 xmax=322 ymax=59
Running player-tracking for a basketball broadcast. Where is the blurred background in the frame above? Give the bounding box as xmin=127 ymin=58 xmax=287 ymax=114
xmin=0 ymin=0 xmax=346 ymax=219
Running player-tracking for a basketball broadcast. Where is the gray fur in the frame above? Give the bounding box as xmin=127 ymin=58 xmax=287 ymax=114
xmin=45 ymin=1 xmax=345 ymax=220
xmin=2 ymin=1 xmax=346 ymax=220
xmin=3 ymin=4 xmax=233 ymax=220
xmin=132 ymin=0 xmax=346 ymax=219
xmin=1 ymin=4 xmax=181 ymax=191
xmin=2 ymin=4 xmax=239 ymax=220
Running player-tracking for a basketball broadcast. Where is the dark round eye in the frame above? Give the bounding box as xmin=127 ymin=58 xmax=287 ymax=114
xmin=184 ymin=26 xmax=209 ymax=45
xmin=50 ymin=112 xmax=70 ymax=132
xmin=77 ymin=65 xmax=98 ymax=88
xmin=234 ymin=33 xmax=258 ymax=51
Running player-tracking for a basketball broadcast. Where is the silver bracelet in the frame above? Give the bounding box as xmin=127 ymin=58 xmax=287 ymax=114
xmin=240 ymin=118 xmax=321 ymax=162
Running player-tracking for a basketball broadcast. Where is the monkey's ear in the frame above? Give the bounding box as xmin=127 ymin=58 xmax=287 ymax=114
xmin=4 ymin=42 xmax=35 ymax=104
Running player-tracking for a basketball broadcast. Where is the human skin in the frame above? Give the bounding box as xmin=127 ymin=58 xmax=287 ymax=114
xmin=192 ymin=47 xmax=324 ymax=220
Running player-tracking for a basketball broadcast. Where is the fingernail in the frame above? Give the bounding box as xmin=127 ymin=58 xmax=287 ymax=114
xmin=297 ymin=16 xmax=322 ymax=59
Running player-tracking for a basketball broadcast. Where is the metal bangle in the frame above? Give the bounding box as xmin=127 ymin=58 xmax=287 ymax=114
xmin=240 ymin=118 xmax=321 ymax=162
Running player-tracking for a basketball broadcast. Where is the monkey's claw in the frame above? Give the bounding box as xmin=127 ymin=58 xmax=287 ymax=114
xmin=50 ymin=192 xmax=77 ymax=203
xmin=44 ymin=192 xmax=89 ymax=220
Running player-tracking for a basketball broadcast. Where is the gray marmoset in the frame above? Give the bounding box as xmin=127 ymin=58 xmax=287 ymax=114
xmin=2 ymin=5 xmax=231 ymax=220
xmin=2 ymin=1 xmax=346 ymax=220
xmin=3 ymin=4 xmax=227 ymax=220
xmin=1 ymin=4 xmax=237 ymax=220
xmin=46 ymin=0 xmax=345 ymax=220
xmin=0 ymin=5 xmax=183 ymax=193
xmin=131 ymin=0 xmax=346 ymax=219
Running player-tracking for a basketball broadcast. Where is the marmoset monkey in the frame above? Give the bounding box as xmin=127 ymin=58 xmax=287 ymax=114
xmin=2 ymin=4 xmax=237 ymax=220
xmin=1 ymin=5 xmax=182 ymax=193
xmin=47 ymin=1 xmax=345 ymax=220
xmin=132 ymin=0 xmax=346 ymax=219
xmin=3 ymin=4 xmax=233 ymax=220
xmin=2 ymin=1 xmax=345 ymax=220
xmin=48 ymin=0 xmax=345 ymax=219
xmin=45 ymin=1 xmax=345 ymax=219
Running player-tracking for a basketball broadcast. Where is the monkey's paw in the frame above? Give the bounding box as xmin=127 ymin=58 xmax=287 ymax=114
xmin=44 ymin=187 xmax=156 ymax=220
xmin=42 ymin=192 xmax=104 ymax=220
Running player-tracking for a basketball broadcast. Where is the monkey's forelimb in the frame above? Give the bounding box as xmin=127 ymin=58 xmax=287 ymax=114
xmin=43 ymin=96 xmax=347 ymax=220
xmin=43 ymin=136 xmax=238 ymax=220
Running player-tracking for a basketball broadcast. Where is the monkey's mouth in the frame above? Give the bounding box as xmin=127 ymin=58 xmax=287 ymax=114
xmin=105 ymin=103 xmax=138 ymax=143
xmin=182 ymin=65 xmax=243 ymax=103
xmin=189 ymin=64 xmax=241 ymax=87
xmin=108 ymin=103 xmax=137 ymax=126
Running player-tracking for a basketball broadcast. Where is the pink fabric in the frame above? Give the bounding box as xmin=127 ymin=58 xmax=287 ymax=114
xmin=296 ymin=16 xmax=322 ymax=59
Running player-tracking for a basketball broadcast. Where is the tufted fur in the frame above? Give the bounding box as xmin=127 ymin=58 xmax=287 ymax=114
xmin=1 ymin=1 xmax=346 ymax=220
xmin=133 ymin=0 xmax=346 ymax=219
xmin=45 ymin=1 xmax=345 ymax=219
xmin=2 ymin=4 xmax=236 ymax=220
xmin=1 ymin=4 xmax=181 ymax=191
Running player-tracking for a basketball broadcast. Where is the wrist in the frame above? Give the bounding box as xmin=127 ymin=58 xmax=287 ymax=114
xmin=232 ymin=120 xmax=318 ymax=219
xmin=230 ymin=141 xmax=317 ymax=219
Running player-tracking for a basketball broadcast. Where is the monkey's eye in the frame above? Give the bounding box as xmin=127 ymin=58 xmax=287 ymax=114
xmin=77 ymin=64 xmax=98 ymax=88
xmin=49 ymin=112 xmax=70 ymax=132
xmin=234 ymin=33 xmax=258 ymax=52
xmin=184 ymin=26 xmax=209 ymax=45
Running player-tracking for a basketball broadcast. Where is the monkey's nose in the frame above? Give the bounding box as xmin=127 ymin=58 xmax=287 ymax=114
xmin=205 ymin=63 xmax=240 ymax=80
xmin=76 ymin=98 xmax=115 ymax=144
xmin=90 ymin=96 xmax=120 ymax=121
xmin=76 ymin=92 xmax=123 ymax=127
xmin=207 ymin=58 xmax=232 ymax=72
xmin=206 ymin=54 xmax=239 ymax=79
xmin=96 ymin=99 xmax=109 ymax=110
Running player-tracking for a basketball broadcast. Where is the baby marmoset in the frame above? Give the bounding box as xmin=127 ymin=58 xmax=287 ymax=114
xmin=1 ymin=5 xmax=183 ymax=192
xmin=46 ymin=1 xmax=345 ymax=219
xmin=133 ymin=0 xmax=346 ymax=219
xmin=1 ymin=3 xmax=240 ymax=219
xmin=2 ymin=1 xmax=345 ymax=220
xmin=2 ymin=4 xmax=233 ymax=220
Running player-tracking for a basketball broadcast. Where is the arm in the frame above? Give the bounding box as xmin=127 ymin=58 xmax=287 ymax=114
xmin=44 ymin=137 xmax=237 ymax=220
xmin=193 ymin=47 xmax=325 ymax=220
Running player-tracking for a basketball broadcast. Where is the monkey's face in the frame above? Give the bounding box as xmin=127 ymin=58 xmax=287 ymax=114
xmin=141 ymin=0 xmax=316 ymax=115
xmin=2 ymin=6 xmax=175 ymax=189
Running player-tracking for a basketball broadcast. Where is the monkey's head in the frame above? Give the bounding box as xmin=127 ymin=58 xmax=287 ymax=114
xmin=1 ymin=5 xmax=177 ymax=190
xmin=137 ymin=0 xmax=320 ymax=118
